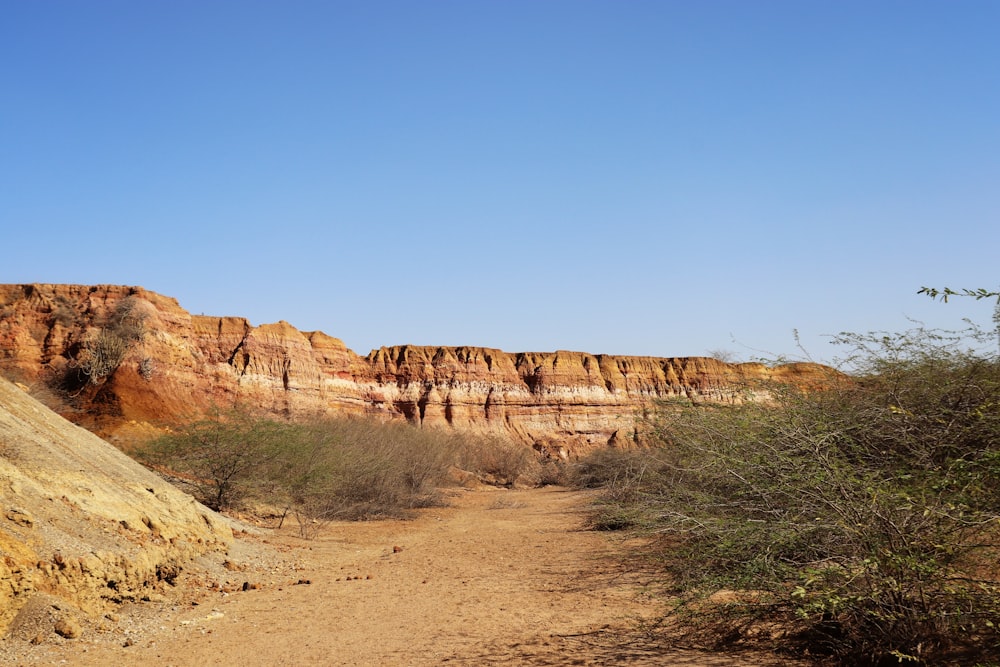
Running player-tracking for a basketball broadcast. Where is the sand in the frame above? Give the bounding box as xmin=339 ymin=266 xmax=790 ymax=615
xmin=5 ymin=486 xmax=800 ymax=666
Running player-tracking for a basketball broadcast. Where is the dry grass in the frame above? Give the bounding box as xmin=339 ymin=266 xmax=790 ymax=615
xmin=137 ymin=412 xmax=549 ymax=534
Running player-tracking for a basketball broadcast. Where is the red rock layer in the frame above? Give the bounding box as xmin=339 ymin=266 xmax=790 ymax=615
xmin=0 ymin=284 xmax=838 ymax=456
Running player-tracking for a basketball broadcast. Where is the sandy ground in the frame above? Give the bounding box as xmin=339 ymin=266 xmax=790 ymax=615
xmin=5 ymin=487 xmax=803 ymax=666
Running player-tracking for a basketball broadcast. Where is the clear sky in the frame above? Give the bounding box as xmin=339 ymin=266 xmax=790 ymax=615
xmin=3 ymin=1 xmax=998 ymax=362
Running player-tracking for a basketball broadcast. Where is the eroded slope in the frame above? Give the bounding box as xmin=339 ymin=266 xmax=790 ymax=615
xmin=0 ymin=376 xmax=231 ymax=636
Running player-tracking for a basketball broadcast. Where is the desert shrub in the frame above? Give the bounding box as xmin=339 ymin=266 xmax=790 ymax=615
xmin=570 ymin=446 xmax=651 ymax=491
xmin=533 ymin=459 xmax=568 ymax=486
xmin=455 ymin=433 xmax=536 ymax=486
xmin=139 ymin=409 xmax=291 ymax=511
xmin=275 ymin=418 xmax=459 ymax=529
xmin=49 ymin=296 xmax=77 ymax=327
xmin=139 ymin=413 xmax=462 ymax=525
xmin=587 ymin=325 xmax=1000 ymax=665
xmin=73 ymin=296 xmax=148 ymax=385
xmin=504 ymin=456 xmax=568 ymax=488
xmin=569 ymin=447 xmax=663 ymax=530
xmin=140 ymin=409 xmax=555 ymax=534
xmin=81 ymin=329 xmax=131 ymax=382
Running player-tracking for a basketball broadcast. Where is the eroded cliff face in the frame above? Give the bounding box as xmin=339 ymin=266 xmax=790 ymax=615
xmin=0 ymin=284 xmax=836 ymax=456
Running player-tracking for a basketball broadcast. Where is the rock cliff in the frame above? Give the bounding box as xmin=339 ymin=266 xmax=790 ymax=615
xmin=0 ymin=284 xmax=835 ymax=456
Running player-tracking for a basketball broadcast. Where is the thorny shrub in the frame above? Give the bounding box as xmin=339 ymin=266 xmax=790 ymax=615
xmin=138 ymin=409 xmax=292 ymax=512
xmin=575 ymin=324 xmax=1000 ymax=665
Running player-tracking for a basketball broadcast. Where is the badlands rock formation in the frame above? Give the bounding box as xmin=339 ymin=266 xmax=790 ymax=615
xmin=0 ymin=374 xmax=232 ymax=637
xmin=0 ymin=284 xmax=834 ymax=456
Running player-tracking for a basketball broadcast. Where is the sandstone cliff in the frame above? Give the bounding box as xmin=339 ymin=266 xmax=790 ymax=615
xmin=0 ymin=284 xmax=835 ymax=456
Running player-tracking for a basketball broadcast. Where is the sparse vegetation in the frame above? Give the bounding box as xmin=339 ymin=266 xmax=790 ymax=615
xmin=454 ymin=433 xmax=538 ymax=487
xmin=531 ymin=459 xmax=568 ymax=487
xmin=273 ymin=419 xmax=459 ymax=535
xmin=137 ymin=412 xmax=543 ymax=534
xmin=48 ymin=295 xmax=77 ymax=327
xmin=72 ymin=296 xmax=148 ymax=385
xmin=573 ymin=323 xmax=1000 ymax=665
xmin=707 ymin=348 xmax=738 ymax=363
xmin=80 ymin=329 xmax=132 ymax=382
xmin=139 ymin=409 xmax=292 ymax=512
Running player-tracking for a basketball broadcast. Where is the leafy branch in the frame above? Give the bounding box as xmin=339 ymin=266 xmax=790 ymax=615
xmin=918 ymin=286 xmax=1000 ymax=303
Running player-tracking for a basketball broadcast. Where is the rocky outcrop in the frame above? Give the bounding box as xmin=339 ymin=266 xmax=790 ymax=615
xmin=0 ymin=374 xmax=232 ymax=636
xmin=0 ymin=284 xmax=837 ymax=456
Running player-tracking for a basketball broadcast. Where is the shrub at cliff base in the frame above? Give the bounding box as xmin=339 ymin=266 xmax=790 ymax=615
xmin=137 ymin=413 xmax=543 ymax=534
xmin=270 ymin=418 xmax=462 ymax=535
xmin=572 ymin=326 xmax=1000 ymax=665
xmin=138 ymin=410 xmax=293 ymax=512
xmin=454 ymin=433 xmax=539 ymax=487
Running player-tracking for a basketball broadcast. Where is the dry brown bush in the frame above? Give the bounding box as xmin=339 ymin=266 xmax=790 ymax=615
xmin=455 ymin=434 xmax=536 ymax=487
xmin=72 ymin=296 xmax=148 ymax=386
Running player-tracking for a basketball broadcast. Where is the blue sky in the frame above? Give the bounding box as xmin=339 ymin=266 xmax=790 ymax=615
xmin=3 ymin=1 xmax=998 ymax=361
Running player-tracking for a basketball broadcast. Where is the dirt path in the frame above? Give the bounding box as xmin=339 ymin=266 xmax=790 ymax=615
xmin=10 ymin=487 xmax=798 ymax=665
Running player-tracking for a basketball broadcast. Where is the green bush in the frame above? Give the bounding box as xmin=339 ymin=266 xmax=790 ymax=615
xmin=139 ymin=409 xmax=291 ymax=511
xmin=580 ymin=325 xmax=1000 ymax=665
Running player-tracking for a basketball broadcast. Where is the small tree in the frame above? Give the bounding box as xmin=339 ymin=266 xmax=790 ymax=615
xmin=141 ymin=410 xmax=290 ymax=511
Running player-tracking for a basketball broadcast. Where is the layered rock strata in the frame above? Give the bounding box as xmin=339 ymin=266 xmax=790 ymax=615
xmin=0 ymin=284 xmax=834 ymax=456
